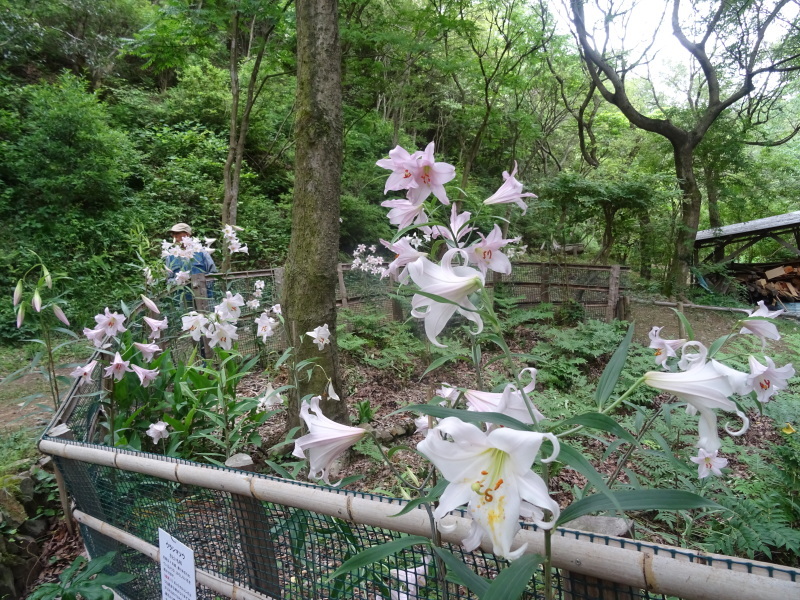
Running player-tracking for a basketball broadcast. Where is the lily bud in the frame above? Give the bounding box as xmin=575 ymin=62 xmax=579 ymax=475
xmin=53 ymin=304 xmax=70 ymax=326
xmin=140 ymin=295 xmax=160 ymax=315
xmin=13 ymin=280 xmax=23 ymax=306
xmin=16 ymin=304 xmax=25 ymax=328
xmin=43 ymin=266 xmax=52 ymax=289
xmin=32 ymin=289 xmax=42 ymax=312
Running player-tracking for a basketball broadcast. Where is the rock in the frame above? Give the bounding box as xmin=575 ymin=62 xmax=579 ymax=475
xmin=566 ymin=515 xmax=633 ymax=538
xmin=0 ymin=565 xmax=16 ymax=600
xmin=21 ymin=516 xmax=48 ymax=538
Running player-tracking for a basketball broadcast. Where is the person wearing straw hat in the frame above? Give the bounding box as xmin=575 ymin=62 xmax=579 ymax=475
xmin=165 ymin=222 xmax=217 ymax=303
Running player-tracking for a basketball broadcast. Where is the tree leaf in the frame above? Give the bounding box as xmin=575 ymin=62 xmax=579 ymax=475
xmin=594 ymin=322 xmax=634 ymax=409
xmin=555 ymin=412 xmax=637 ymax=445
xmin=670 ymin=308 xmax=694 ymax=341
xmin=328 ymin=535 xmax=430 ymax=580
xmin=393 ymin=405 xmax=531 ymax=431
xmin=481 ymin=553 xmax=544 ymax=600
xmin=432 ymin=546 xmax=490 ymax=596
xmin=557 ymin=490 xmax=721 ymax=526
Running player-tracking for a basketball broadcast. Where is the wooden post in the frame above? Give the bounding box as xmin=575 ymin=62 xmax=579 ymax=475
xmin=606 ymin=265 xmax=621 ymax=323
xmin=540 ymin=266 xmax=550 ymax=303
xmin=337 ymin=263 xmax=348 ymax=308
xmin=47 ymin=424 xmax=75 ymax=535
xmin=273 ymin=267 xmax=284 ymax=305
xmin=224 ymin=454 xmax=281 ymax=598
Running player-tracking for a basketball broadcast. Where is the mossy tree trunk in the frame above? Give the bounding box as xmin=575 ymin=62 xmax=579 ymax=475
xmin=282 ymin=0 xmax=347 ymax=429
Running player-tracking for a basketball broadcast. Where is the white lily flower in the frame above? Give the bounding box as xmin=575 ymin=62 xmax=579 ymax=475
xmin=83 ymin=326 xmax=109 ymax=349
xmin=207 ymin=321 xmax=238 ymax=350
xmin=482 ymin=161 xmax=537 ymax=215
xmin=255 ymin=312 xmax=278 ymax=342
xmin=216 ymin=291 xmax=245 ymax=321
xmin=271 ymin=303 xmax=282 ymax=315
xmin=131 ymin=364 xmax=159 ymax=388
xmin=677 ymin=341 xmax=709 ymax=371
xmin=133 ymin=342 xmax=162 ymax=363
xmin=327 ymin=380 xmax=340 ymax=401
xmin=146 ymin=421 xmax=170 ymax=443
xmin=428 ymin=205 xmax=474 ymax=247
xmin=172 ymin=270 xmax=191 ymax=286
xmin=70 ymin=360 xmax=97 ymax=385
xmin=746 ymin=356 xmax=795 ymax=403
xmin=384 ymin=558 xmax=430 ymax=600
xmin=740 ymin=301 xmax=783 ymax=346
xmin=380 ymin=237 xmax=427 ymax=283
xmin=644 ymin=361 xmax=749 ymax=452
xmin=143 ymin=316 xmax=168 ymax=340
xmin=464 ymin=372 xmax=546 ymax=425
xmin=417 ymin=417 xmax=560 ymax=560
xmin=292 ymin=396 xmax=366 ymax=485
xmin=690 ymin=448 xmax=728 ymax=479
xmin=104 ymin=352 xmax=133 ymax=382
xmin=408 ymin=249 xmax=485 ymax=348
xmin=258 ymin=383 xmax=285 ymax=411
xmin=181 ymin=311 xmax=209 ymax=341
xmin=94 ymin=307 xmax=127 ymax=337
xmin=648 ymin=326 xmax=685 ymax=369
xmin=140 ymin=295 xmax=160 ymax=314
xmin=306 ymin=324 xmax=331 ymax=350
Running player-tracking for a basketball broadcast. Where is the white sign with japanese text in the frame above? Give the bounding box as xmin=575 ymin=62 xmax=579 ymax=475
xmin=159 ymin=528 xmax=197 ymax=600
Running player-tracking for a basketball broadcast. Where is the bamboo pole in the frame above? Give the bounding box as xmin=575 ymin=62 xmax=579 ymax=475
xmin=629 ymin=298 xmax=750 ymax=314
xmin=72 ymin=510 xmax=277 ymax=600
xmin=40 ymin=439 xmax=800 ymax=599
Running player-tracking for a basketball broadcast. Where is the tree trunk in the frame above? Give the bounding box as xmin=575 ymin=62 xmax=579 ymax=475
xmin=638 ymin=210 xmax=652 ymax=280
xmin=665 ymin=143 xmax=703 ymax=298
xmin=282 ymin=0 xmax=347 ymax=429
xmin=703 ymin=162 xmax=725 ymax=263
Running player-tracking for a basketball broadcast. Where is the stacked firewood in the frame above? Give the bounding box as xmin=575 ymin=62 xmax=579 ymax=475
xmin=733 ymin=262 xmax=800 ymax=301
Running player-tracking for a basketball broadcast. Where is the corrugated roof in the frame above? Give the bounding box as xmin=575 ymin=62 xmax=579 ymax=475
xmin=695 ymin=211 xmax=800 ymax=244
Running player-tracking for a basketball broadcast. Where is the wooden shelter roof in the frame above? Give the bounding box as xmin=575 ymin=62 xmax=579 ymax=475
xmin=695 ymin=211 xmax=800 ymax=246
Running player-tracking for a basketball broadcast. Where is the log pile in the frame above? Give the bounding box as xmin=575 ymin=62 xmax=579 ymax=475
xmin=733 ymin=261 xmax=800 ymax=301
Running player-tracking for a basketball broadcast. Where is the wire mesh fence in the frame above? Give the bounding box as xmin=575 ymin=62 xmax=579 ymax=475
xmin=41 ymin=436 xmax=800 ymax=600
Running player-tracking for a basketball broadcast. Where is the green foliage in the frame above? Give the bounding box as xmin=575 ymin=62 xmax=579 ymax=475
xmin=27 ymin=551 xmax=134 ymax=600
xmin=337 ymin=308 xmax=425 ymax=379
xmin=355 ymin=400 xmax=375 ymax=424
xmin=530 ymin=320 xmax=627 ymax=391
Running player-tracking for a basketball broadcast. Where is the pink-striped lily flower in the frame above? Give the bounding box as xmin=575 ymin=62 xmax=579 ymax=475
xmin=104 ymin=352 xmax=133 ymax=381
xmin=215 ymin=291 xmax=245 ymax=321
xmin=740 ymin=301 xmax=783 ymax=346
xmin=464 ymin=369 xmax=545 ymax=425
xmin=418 ymin=417 xmax=560 ymax=560
xmin=207 ymin=321 xmax=238 ymax=350
xmin=406 ymin=142 xmax=455 ymax=205
xmin=408 ymin=249 xmax=485 ymax=348
xmin=143 ymin=316 xmax=168 ymax=340
xmin=292 ymin=395 xmax=367 ymax=485
xmin=140 ymin=295 xmax=160 ymax=314
xmin=376 ymin=145 xmax=419 ymax=195
xmin=483 ymin=162 xmax=537 ymax=215
xmin=429 ymin=205 xmax=474 ymax=247
xmin=95 ymin=307 xmax=127 ymax=337
xmin=644 ymin=360 xmax=748 ymax=452
xmin=70 ymin=360 xmax=97 ymax=385
xmin=746 ymin=356 xmax=795 ymax=403
xmin=648 ymin=327 xmax=685 ymax=369
xmin=380 ymin=237 xmax=427 ymax=283
xmin=466 ymin=225 xmax=518 ymax=276
xmin=690 ymin=448 xmax=728 ymax=479
xmin=146 ymin=421 xmax=170 ymax=443
xmin=131 ymin=364 xmax=159 ymax=388
xmin=181 ymin=311 xmax=209 ymax=341
xmin=133 ymin=342 xmax=162 ymax=363
xmin=306 ymin=324 xmax=331 ymax=350
xmin=83 ymin=327 xmax=109 ymax=349
xmin=381 ymin=198 xmax=428 ymax=230
xmin=271 ymin=303 xmax=282 ymax=315
xmin=255 ymin=312 xmax=278 ymax=342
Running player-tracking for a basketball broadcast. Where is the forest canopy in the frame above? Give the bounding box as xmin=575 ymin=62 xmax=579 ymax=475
xmin=2 ymin=0 xmax=800 ymax=337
